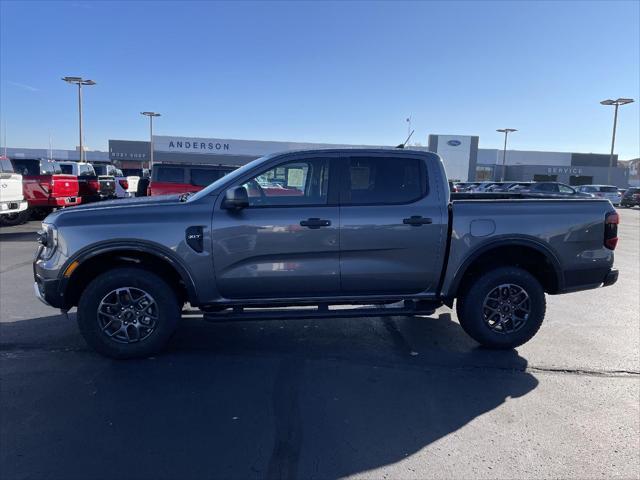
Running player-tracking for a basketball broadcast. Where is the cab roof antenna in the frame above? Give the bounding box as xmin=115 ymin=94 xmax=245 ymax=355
xmin=396 ymin=129 xmax=414 ymax=149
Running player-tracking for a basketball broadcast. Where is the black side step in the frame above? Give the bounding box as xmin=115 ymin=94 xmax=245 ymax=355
xmin=202 ymin=301 xmax=437 ymax=323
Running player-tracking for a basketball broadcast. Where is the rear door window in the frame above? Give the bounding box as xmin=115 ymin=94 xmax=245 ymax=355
xmin=600 ymin=186 xmax=618 ymax=192
xmin=156 ymin=167 xmax=185 ymax=183
xmin=342 ymin=156 xmax=425 ymax=205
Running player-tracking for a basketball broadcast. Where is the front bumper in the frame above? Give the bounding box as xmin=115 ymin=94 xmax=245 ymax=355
xmin=0 ymin=200 xmax=28 ymax=214
xmin=33 ymin=256 xmax=65 ymax=308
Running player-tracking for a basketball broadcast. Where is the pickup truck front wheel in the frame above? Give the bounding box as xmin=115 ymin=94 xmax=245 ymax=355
xmin=456 ymin=266 xmax=545 ymax=349
xmin=77 ymin=267 xmax=181 ymax=359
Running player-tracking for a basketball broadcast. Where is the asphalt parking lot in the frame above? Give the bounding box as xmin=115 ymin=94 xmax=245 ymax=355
xmin=1 ymin=209 xmax=639 ymax=480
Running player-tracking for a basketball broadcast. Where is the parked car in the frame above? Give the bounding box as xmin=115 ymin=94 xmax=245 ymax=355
xmin=0 ymin=156 xmax=29 ymax=226
xmin=466 ymin=181 xmax=497 ymax=192
xmin=34 ymin=149 xmax=618 ymax=358
xmin=487 ymin=182 xmax=533 ymax=192
xmin=620 ymin=187 xmax=640 ymax=208
xmin=454 ymin=182 xmax=476 ymax=192
xmin=517 ymin=182 xmax=594 ymax=198
xmin=10 ymin=158 xmax=81 ymax=219
xmin=576 ymin=185 xmax=622 ymax=205
xmin=121 ymin=168 xmax=149 ymax=197
xmin=58 ymin=162 xmax=103 ymax=204
xmin=149 ymin=163 xmax=236 ymax=196
xmin=90 ymin=164 xmax=118 ymax=200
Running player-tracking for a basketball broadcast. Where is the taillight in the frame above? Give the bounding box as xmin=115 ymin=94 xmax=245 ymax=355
xmin=119 ymin=179 xmax=129 ymax=190
xmin=89 ymin=179 xmax=100 ymax=191
xmin=604 ymin=211 xmax=619 ymax=250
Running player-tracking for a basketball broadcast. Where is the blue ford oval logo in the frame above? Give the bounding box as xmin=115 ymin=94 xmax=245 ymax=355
xmin=447 ymin=139 xmax=461 ymax=147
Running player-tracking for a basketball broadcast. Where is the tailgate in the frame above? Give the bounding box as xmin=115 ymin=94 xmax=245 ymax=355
xmin=0 ymin=174 xmax=24 ymax=202
xmin=78 ymin=175 xmax=100 ymax=196
xmin=51 ymin=174 xmax=79 ymax=197
xmin=99 ymin=176 xmax=116 ymax=196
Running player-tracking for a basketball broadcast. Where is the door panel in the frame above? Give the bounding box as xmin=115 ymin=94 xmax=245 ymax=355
xmin=212 ymin=154 xmax=339 ymax=299
xmin=212 ymin=206 xmax=339 ymax=298
xmin=338 ymin=154 xmax=447 ymax=295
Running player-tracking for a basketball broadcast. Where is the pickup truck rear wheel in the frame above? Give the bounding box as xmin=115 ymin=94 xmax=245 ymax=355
xmin=0 ymin=210 xmax=29 ymax=226
xmin=456 ymin=266 xmax=545 ymax=349
xmin=77 ymin=267 xmax=181 ymax=359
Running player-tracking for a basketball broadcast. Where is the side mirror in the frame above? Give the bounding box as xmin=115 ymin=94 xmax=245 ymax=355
xmin=223 ymin=186 xmax=249 ymax=210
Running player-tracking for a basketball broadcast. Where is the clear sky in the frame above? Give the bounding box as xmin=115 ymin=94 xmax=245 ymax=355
xmin=1 ymin=0 xmax=639 ymax=159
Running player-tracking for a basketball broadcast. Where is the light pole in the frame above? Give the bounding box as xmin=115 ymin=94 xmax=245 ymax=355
xmin=62 ymin=77 xmax=96 ymax=162
xmin=141 ymin=112 xmax=161 ymax=170
xmin=600 ymin=98 xmax=634 ymax=185
xmin=496 ymin=128 xmax=517 ymax=181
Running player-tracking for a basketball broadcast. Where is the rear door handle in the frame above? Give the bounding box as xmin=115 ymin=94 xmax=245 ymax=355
xmin=300 ymin=218 xmax=331 ymax=229
xmin=403 ymin=215 xmax=433 ymax=226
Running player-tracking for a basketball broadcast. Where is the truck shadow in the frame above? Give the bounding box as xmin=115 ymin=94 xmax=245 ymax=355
xmin=0 ymin=230 xmax=38 ymax=242
xmin=1 ymin=312 xmax=538 ymax=480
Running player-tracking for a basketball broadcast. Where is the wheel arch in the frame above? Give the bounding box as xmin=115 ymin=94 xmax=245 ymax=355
xmin=445 ymin=238 xmax=563 ymax=305
xmin=59 ymin=240 xmax=199 ymax=308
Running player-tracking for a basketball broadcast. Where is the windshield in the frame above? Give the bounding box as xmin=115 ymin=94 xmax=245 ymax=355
xmin=188 ymin=154 xmax=277 ymax=202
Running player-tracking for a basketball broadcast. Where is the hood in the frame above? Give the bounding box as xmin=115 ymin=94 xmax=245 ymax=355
xmin=45 ymin=194 xmax=182 ymax=223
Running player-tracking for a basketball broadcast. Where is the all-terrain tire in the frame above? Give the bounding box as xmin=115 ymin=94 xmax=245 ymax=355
xmin=0 ymin=210 xmax=29 ymax=226
xmin=456 ymin=266 xmax=545 ymax=349
xmin=77 ymin=267 xmax=181 ymax=359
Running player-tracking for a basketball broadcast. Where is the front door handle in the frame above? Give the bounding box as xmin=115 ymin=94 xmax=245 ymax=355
xmin=403 ymin=215 xmax=433 ymax=226
xmin=300 ymin=218 xmax=331 ymax=229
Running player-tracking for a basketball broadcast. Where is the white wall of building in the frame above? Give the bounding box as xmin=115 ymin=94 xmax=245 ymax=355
xmin=153 ymin=135 xmax=404 ymax=157
xmin=428 ymin=135 xmax=475 ymax=181
xmin=479 ymin=148 xmax=571 ymax=166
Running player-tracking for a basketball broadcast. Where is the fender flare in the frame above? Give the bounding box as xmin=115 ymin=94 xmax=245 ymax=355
xmin=445 ymin=237 xmax=564 ymax=300
xmin=58 ymin=239 xmax=200 ymax=306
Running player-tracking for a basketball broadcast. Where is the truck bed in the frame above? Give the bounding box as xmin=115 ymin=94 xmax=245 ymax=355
xmin=440 ymin=197 xmax=616 ymax=299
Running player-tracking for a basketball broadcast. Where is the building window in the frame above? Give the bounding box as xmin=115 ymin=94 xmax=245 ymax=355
xmin=475 ymin=166 xmax=493 ymax=181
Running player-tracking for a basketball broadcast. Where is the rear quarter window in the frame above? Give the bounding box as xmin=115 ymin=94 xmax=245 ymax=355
xmin=59 ymin=164 xmax=74 ymax=174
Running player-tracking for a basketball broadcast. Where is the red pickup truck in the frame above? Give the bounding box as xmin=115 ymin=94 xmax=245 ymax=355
xmin=10 ymin=158 xmax=81 ymax=219
xmin=149 ymin=163 xmax=236 ymax=196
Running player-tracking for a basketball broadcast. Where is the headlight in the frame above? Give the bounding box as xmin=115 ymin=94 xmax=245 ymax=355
xmin=37 ymin=223 xmax=58 ymax=260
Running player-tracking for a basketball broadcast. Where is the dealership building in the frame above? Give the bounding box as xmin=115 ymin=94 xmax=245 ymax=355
xmin=5 ymin=133 xmax=630 ymax=186
xmin=107 ymin=134 xmax=629 ymax=186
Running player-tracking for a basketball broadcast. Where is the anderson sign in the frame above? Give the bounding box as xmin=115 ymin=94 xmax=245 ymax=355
xmin=153 ymin=135 xmax=310 ymax=157
xmin=153 ymin=135 xmax=380 ymax=157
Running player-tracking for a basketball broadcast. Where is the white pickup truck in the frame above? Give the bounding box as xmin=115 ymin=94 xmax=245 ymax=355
xmin=0 ymin=156 xmax=28 ymax=226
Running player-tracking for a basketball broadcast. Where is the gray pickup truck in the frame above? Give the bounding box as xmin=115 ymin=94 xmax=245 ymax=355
xmin=33 ymin=149 xmax=619 ymax=358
